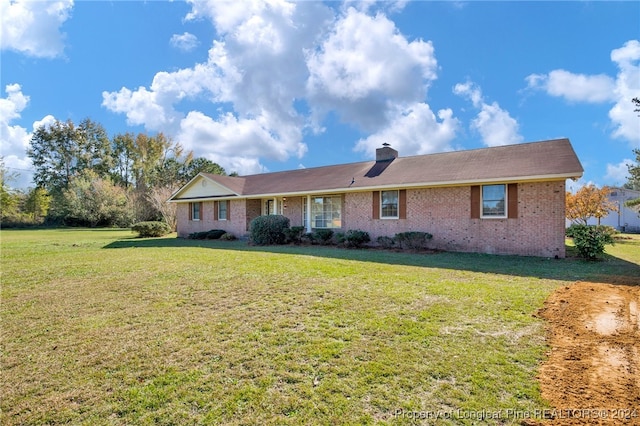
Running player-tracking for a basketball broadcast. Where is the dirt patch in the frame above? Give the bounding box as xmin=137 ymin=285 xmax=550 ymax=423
xmin=537 ymin=282 xmax=640 ymax=425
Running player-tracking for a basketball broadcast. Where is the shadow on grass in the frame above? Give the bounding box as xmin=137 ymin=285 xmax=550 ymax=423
xmin=104 ymin=236 xmax=640 ymax=285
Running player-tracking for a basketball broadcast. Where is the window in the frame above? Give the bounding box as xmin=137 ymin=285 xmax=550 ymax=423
xmin=304 ymin=195 xmax=342 ymax=229
xmin=380 ymin=190 xmax=399 ymax=218
xmin=482 ymin=184 xmax=506 ymax=217
xmin=373 ymin=190 xmax=406 ymax=219
xmin=218 ymin=201 xmax=227 ymax=220
xmin=190 ymin=202 xmax=201 ymax=221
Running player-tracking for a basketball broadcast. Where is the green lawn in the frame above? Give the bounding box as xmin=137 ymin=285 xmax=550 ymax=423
xmin=2 ymin=229 xmax=639 ymax=425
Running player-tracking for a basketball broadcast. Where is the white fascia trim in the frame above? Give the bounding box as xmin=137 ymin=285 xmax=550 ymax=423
xmin=167 ymin=173 xmax=240 ymax=202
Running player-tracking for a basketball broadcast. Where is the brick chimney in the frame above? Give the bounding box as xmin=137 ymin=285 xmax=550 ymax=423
xmin=376 ymin=143 xmax=398 ymax=162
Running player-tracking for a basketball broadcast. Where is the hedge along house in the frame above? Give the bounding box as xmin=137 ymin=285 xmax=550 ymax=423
xmin=168 ymin=138 xmax=583 ymax=257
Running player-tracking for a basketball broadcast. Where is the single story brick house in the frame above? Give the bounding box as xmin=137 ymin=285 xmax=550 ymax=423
xmin=168 ymin=138 xmax=583 ymax=257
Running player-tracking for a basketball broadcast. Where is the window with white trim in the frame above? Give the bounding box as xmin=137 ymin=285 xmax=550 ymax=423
xmin=191 ymin=202 xmax=201 ymax=221
xmin=380 ymin=190 xmax=399 ymax=219
xmin=218 ymin=200 xmax=227 ymax=220
xmin=482 ymin=184 xmax=506 ymax=218
xmin=303 ymin=195 xmax=342 ymax=229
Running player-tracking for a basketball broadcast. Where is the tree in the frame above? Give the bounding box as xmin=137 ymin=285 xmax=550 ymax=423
xmin=566 ymin=184 xmax=619 ymax=225
xmin=625 ymin=148 xmax=640 ymax=191
xmin=27 ymin=118 xmax=112 ymax=193
xmin=130 ymin=132 xmax=172 ymax=190
xmin=24 ymin=187 xmax=50 ymax=222
xmin=180 ymin=157 xmax=226 ymax=183
xmin=111 ymin=132 xmax=136 ymax=188
xmin=56 ymin=170 xmax=134 ymax=227
xmin=76 ymin=118 xmax=113 ymax=177
xmin=147 ymin=185 xmax=179 ymax=231
xmin=0 ymin=157 xmax=20 ymax=223
xmin=633 ymin=97 xmax=640 ymax=115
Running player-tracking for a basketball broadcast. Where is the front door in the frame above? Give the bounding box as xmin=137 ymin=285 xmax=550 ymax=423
xmin=265 ymin=199 xmax=275 ymax=215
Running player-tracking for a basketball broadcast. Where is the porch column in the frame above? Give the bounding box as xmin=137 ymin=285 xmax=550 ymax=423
xmin=306 ymin=195 xmax=312 ymax=233
xmin=273 ymin=197 xmax=278 ymax=215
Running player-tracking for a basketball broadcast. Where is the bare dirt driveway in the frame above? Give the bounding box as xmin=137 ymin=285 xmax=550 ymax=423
xmin=538 ymin=281 xmax=640 ymax=425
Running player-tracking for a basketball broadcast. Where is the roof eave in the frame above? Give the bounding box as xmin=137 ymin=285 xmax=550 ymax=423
xmin=167 ymin=173 xmax=241 ymax=202
xmin=168 ymin=172 xmax=583 ymax=201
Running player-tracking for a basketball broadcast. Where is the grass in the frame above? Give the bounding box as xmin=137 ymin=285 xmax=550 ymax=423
xmin=1 ymin=229 xmax=639 ymax=425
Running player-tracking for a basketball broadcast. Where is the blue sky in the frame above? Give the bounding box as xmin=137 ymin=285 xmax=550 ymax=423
xmin=2 ymin=0 xmax=639 ymax=190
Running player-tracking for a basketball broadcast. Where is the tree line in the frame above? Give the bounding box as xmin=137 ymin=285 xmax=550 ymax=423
xmin=1 ymin=118 xmax=230 ymax=229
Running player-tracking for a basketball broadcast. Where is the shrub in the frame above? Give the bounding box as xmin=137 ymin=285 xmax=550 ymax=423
xmin=394 ymin=231 xmax=433 ymax=250
xmin=566 ymin=224 xmax=615 ymax=260
xmin=249 ymin=215 xmax=290 ymax=245
xmin=284 ymin=226 xmax=306 ymax=244
xmin=376 ymin=235 xmax=395 ymax=249
xmin=344 ymin=229 xmax=370 ymax=248
xmin=206 ymin=229 xmax=227 ymax=240
xmin=188 ymin=231 xmax=208 ymax=240
xmin=131 ymin=221 xmax=171 ymax=238
xmin=312 ymin=229 xmax=334 ymax=245
xmin=220 ymin=232 xmax=236 ymax=241
xmin=188 ymin=229 xmax=227 ymax=240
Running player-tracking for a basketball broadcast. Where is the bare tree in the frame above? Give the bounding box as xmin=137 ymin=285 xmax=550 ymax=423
xmin=147 ymin=185 xmax=179 ymax=231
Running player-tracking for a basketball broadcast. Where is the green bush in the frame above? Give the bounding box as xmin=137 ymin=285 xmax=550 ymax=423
xmin=188 ymin=231 xmax=208 ymax=240
xmin=566 ymin=224 xmax=616 ymax=260
xmin=188 ymin=229 xmax=227 ymax=240
xmin=249 ymin=215 xmax=290 ymax=245
xmin=206 ymin=229 xmax=227 ymax=240
xmin=394 ymin=231 xmax=433 ymax=250
xmin=312 ymin=229 xmax=334 ymax=245
xmin=344 ymin=229 xmax=371 ymax=248
xmin=220 ymin=232 xmax=236 ymax=241
xmin=131 ymin=221 xmax=171 ymax=238
xmin=376 ymin=236 xmax=395 ymax=249
xmin=284 ymin=226 xmax=306 ymax=244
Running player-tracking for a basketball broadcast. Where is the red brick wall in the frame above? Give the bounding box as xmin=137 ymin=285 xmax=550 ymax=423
xmin=176 ymin=180 xmax=566 ymax=257
xmin=283 ymin=197 xmax=305 ymax=227
xmin=176 ymin=200 xmax=248 ymax=238
xmin=245 ymin=199 xmax=262 ymax=231
xmin=343 ymin=181 xmax=566 ymax=257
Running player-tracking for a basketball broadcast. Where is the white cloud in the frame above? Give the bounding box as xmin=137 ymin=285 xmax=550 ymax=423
xmin=102 ymin=86 xmax=182 ymax=133
xmin=526 ymin=40 xmax=640 ymax=146
xmin=0 ymin=86 xmax=58 ymax=189
xmin=454 ymin=81 xmax=523 ymax=147
xmin=604 ymin=159 xmax=633 ymax=185
xmin=355 ymin=103 xmax=460 ymax=157
xmin=103 ymin=1 xmax=454 ymax=173
xmin=104 ymin=0 xmax=329 ymax=171
xmin=306 ymin=7 xmax=437 ymax=132
xmin=0 ymin=84 xmax=31 ymax=163
xmin=342 ymin=0 xmax=408 ymax=15
xmin=0 ymin=0 xmax=73 ymax=58
xmin=609 ymin=40 xmax=640 ymax=144
xmin=170 ymin=32 xmax=199 ymax=52
xmin=525 ymin=70 xmax=615 ymax=103
xmin=0 ymin=84 xmax=29 ymax=122
xmin=178 ymin=110 xmax=301 ymax=164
